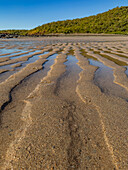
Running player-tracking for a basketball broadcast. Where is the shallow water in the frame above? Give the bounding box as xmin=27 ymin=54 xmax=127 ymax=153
xmin=42 ymin=53 xmax=58 ymax=72
xmin=0 ymin=40 xmax=45 ymax=57
xmin=0 ymin=61 xmax=23 ymax=70
xmin=11 ymin=53 xmax=58 ymax=88
xmin=64 ymin=55 xmax=82 ymax=81
xmin=0 ymin=48 xmax=21 ymax=54
xmin=10 ymin=50 xmax=41 ymax=59
xmin=66 ymin=55 xmax=82 ymax=72
xmin=53 ymin=54 xmax=82 ymax=96
xmin=0 ymin=53 xmax=57 ymax=84
xmin=0 ymin=52 xmax=49 ymax=71
xmin=89 ymin=59 xmax=128 ymax=101
xmin=15 ymin=51 xmax=49 ymax=69
xmin=125 ymin=66 xmax=128 ymax=77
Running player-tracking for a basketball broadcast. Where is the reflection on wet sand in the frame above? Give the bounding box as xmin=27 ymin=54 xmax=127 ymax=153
xmin=0 ymin=37 xmax=128 ymax=169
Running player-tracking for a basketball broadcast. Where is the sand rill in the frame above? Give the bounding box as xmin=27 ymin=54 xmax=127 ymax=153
xmin=0 ymin=36 xmax=128 ymax=169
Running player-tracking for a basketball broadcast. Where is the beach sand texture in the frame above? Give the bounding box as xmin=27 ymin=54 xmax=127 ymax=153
xmin=0 ymin=36 xmax=128 ymax=169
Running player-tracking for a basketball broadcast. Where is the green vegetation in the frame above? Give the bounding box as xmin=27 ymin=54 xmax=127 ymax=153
xmin=67 ymin=49 xmax=74 ymax=55
xmin=48 ymin=48 xmax=53 ymax=52
xmin=57 ymin=49 xmax=64 ymax=54
xmin=101 ymin=54 xmax=128 ymax=66
xmin=0 ymin=6 xmax=128 ymax=36
xmin=94 ymin=51 xmax=128 ymax=66
xmin=94 ymin=49 xmax=128 ymax=59
xmin=110 ymin=52 xmax=128 ymax=59
xmin=80 ymin=49 xmax=98 ymax=60
xmin=0 ymin=29 xmax=28 ymax=36
xmin=116 ymin=50 xmax=123 ymax=53
xmin=28 ymin=6 xmax=128 ymax=35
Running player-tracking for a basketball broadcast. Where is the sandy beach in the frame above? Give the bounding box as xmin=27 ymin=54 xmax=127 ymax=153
xmin=0 ymin=36 xmax=128 ymax=169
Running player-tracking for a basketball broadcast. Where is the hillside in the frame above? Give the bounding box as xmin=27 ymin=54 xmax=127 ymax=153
xmin=0 ymin=30 xmax=28 ymax=36
xmin=28 ymin=6 xmax=128 ymax=35
xmin=0 ymin=6 xmax=128 ymax=36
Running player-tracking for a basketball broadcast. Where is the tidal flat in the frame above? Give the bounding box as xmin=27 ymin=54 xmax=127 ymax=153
xmin=0 ymin=36 xmax=128 ymax=169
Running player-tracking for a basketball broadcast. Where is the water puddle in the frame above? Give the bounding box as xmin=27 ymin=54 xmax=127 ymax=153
xmin=0 ymin=40 xmax=46 ymax=58
xmin=0 ymin=48 xmax=21 ymax=55
xmin=66 ymin=55 xmax=82 ymax=73
xmin=17 ymin=53 xmax=58 ymax=83
xmin=0 ymin=53 xmax=57 ymax=84
xmin=54 ymin=55 xmax=82 ymax=96
xmin=0 ymin=52 xmax=49 ymax=70
xmin=0 ymin=61 xmax=23 ymax=70
xmin=53 ymin=54 xmax=82 ymax=99
xmin=89 ymin=59 xmax=128 ymax=101
xmin=15 ymin=52 xmax=49 ymax=70
xmin=3 ymin=53 xmax=58 ymax=109
xmin=60 ymin=55 xmax=82 ymax=84
xmin=41 ymin=53 xmax=58 ymax=73
xmin=10 ymin=50 xmax=41 ymax=59
xmin=125 ymin=66 xmax=128 ymax=77
xmin=0 ymin=51 xmax=23 ymax=58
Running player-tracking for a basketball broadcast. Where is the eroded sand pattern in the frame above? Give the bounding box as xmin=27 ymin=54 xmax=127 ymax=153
xmin=0 ymin=36 xmax=128 ymax=169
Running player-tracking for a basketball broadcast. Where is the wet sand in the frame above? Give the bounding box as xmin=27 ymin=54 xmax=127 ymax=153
xmin=0 ymin=36 xmax=128 ymax=169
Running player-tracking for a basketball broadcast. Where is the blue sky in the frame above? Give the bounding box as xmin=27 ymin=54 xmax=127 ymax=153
xmin=0 ymin=0 xmax=127 ymax=30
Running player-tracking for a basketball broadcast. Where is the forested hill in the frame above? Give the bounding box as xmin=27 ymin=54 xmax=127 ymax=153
xmin=0 ymin=6 xmax=128 ymax=36
xmin=28 ymin=6 xmax=128 ymax=35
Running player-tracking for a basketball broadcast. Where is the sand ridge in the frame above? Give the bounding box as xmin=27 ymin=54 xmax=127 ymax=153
xmin=0 ymin=37 xmax=128 ymax=169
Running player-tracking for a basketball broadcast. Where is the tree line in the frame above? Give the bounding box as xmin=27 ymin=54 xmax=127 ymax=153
xmin=0 ymin=6 xmax=128 ymax=36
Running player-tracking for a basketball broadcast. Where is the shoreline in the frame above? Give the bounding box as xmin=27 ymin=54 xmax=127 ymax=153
xmin=0 ymin=35 xmax=128 ymax=43
xmin=0 ymin=39 xmax=128 ymax=169
xmin=0 ymin=33 xmax=128 ymax=39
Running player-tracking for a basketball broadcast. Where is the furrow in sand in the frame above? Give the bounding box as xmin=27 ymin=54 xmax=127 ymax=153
xmin=89 ymin=47 xmax=128 ymax=64
xmin=0 ymin=43 xmax=64 ymax=66
xmin=38 ymin=46 xmax=70 ymax=84
xmin=0 ymin=47 xmax=52 ymax=67
xmin=3 ymin=45 xmax=118 ymax=169
xmin=6 ymin=45 xmax=18 ymax=49
xmin=0 ymin=50 xmax=21 ymax=57
xmin=88 ymin=56 xmax=128 ymax=100
xmin=0 ymin=51 xmax=50 ymax=72
xmin=2 ymin=100 xmax=33 ymax=170
xmin=100 ymin=51 xmax=128 ymax=64
xmin=76 ymin=86 xmax=119 ymax=170
xmin=2 ymin=46 xmax=69 ymax=169
xmin=0 ymin=46 xmax=65 ymax=84
xmin=53 ymin=49 xmax=98 ymax=169
xmin=0 ymin=50 xmax=35 ymax=63
xmin=27 ymin=45 xmax=116 ymax=169
xmin=74 ymin=46 xmax=118 ymax=168
xmin=75 ymin=47 xmax=118 ymax=168
xmin=0 ymin=61 xmax=24 ymax=71
xmin=92 ymin=48 xmax=128 ymax=61
xmin=0 ymin=69 xmax=9 ymax=74
xmin=81 ymin=47 xmax=128 ymax=92
xmin=75 ymin=47 xmax=128 ymax=169
xmin=0 ymin=52 xmax=61 ymax=169
xmin=0 ymin=47 xmax=5 ymax=49
xmin=51 ymin=52 xmax=83 ymax=169
xmin=106 ymin=47 xmax=128 ymax=55
xmin=0 ymin=57 xmax=10 ymax=63
xmin=0 ymin=48 xmax=61 ymax=113
xmin=1 ymin=41 xmax=128 ymax=169
xmin=0 ymin=43 xmax=54 ymax=64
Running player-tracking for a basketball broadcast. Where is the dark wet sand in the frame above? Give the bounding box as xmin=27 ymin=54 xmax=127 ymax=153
xmin=0 ymin=36 xmax=128 ymax=169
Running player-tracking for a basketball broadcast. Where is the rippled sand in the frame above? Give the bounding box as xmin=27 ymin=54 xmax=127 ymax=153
xmin=0 ymin=36 xmax=128 ymax=169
